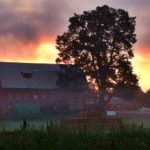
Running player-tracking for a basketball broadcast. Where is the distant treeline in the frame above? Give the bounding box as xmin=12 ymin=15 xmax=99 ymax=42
xmin=135 ymin=89 xmax=150 ymax=107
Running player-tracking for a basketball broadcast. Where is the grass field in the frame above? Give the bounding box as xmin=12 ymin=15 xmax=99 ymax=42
xmin=0 ymin=123 xmax=149 ymax=150
xmin=0 ymin=111 xmax=149 ymax=150
xmin=118 ymin=111 xmax=150 ymax=127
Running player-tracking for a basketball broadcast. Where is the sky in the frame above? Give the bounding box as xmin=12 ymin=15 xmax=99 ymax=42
xmin=0 ymin=0 xmax=149 ymax=92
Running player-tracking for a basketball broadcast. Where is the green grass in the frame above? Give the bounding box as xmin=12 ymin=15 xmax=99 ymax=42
xmin=0 ymin=121 xmax=150 ymax=150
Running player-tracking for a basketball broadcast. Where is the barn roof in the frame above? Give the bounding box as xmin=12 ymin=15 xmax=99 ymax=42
xmin=0 ymin=62 xmax=61 ymax=72
xmin=108 ymin=97 xmax=135 ymax=105
xmin=0 ymin=62 xmax=87 ymax=89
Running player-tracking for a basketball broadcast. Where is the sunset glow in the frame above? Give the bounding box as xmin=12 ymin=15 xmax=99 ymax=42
xmin=132 ymin=53 xmax=150 ymax=92
xmin=36 ymin=43 xmax=58 ymax=63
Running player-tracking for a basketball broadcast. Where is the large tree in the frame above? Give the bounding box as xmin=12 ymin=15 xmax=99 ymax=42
xmin=56 ymin=5 xmax=139 ymax=113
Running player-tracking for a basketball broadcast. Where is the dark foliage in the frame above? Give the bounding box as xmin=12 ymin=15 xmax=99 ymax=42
xmin=114 ymin=82 xmax=142 ymax=100
xmin=56 ymin=64 xmax=87 ymax=89
xmin=56 ymin=5 xmax=139 ymax=109
xmin=135 ymin=89 xmax=150 ymax=107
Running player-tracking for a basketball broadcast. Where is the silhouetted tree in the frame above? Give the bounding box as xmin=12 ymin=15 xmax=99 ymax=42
xmin=114 ymin=83 xmax=141 ymax=100
xmin=56 ymin=5 xmax=138 ymax=113
xmin=143 ymin=90 xmax=150 ymax=106
xmin=56 ymin=65 xmax=87 ymax=89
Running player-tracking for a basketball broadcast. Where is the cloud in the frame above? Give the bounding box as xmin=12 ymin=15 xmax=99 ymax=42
xmin=0 ymin=0 xmax=149 ymax=61
xmin=0 ymin=0 xmax=70 ymax=44
xmin=0 ymin=0 xmax=149 ymax=46
xmin=0 ymin=0 xmax=71 ymax=62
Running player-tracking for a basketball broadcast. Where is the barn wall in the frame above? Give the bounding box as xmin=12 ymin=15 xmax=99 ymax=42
xmin=0 ymin=88 xmax=97 ymax=115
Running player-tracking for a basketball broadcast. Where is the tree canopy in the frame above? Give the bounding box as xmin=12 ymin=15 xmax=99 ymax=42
xmin=56 ymin=5 xmax=139 ymax=104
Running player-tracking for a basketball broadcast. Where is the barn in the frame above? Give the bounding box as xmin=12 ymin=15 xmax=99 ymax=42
xmin=106 ymin=97 xmax=138 ymax=111
xmin=0 ymin=62 xmax=91 ymax=117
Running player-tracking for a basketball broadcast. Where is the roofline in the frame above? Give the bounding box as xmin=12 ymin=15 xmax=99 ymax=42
xmin=0 ymin=62 xmax=74 ymax=67
xmin=0 ymin=61 xmax=57 ymax=65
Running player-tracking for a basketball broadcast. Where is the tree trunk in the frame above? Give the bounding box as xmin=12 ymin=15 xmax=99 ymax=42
xmin=98 ymin=90 xmax=106 ymax=116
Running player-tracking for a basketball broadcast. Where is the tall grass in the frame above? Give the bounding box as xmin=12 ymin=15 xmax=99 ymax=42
xmin=0 ymin=121 xmax=150 ymax=150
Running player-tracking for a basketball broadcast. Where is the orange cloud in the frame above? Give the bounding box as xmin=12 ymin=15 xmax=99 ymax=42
xmin=0 ymin=0 xmax=68 ymax=63
xmin=0 ymin=38 xmax=57 ymax=63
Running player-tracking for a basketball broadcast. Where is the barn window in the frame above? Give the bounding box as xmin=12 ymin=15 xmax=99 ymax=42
xmin=39 ymin=95 xmax=46 ymax=101
xmin=21 ymin=72 xmax=32 ymax=78
xmin=87 ymin=98 xmax=94 ymax=104
xmin=8 ymin=93 xmax=13 ymax=100
xmin=23 ymin=94 xmax=29 ymax=101
xmin=15 ymin=94 xmax=21 ymax=101
xmin=33 ymin=94 xmax=38 ymax=100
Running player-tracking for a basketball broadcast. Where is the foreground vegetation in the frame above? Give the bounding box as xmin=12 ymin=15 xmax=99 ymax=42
xmin=0 ymin=122 xmax=150 ymax=150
